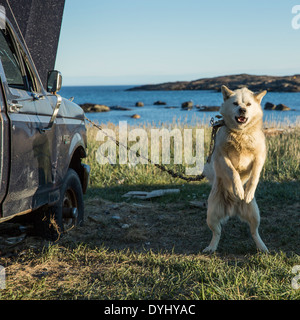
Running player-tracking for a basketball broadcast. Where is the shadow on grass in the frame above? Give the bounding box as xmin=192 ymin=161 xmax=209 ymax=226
xmin=76 ymin=180 xmax=299 ymax=256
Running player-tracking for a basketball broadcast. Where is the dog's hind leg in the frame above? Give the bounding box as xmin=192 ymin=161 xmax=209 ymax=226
xmin=203 ymin=215 xmax=221 ymax=253
xmin=203 ymin=191 xmax=228 ymax=253
xmin=240 ymin=198 xmax=269 ymax=253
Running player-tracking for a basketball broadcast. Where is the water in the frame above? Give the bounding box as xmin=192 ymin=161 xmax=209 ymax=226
xmin=59 ymin=85 xmax=300 ymax=126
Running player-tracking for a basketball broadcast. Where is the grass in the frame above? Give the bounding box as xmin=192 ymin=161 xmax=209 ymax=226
xmin=85 ymin=120 xmax=299 ymax=188
xmin=1 ymin=246 xmax=299 ymax=300
xmin=0 ymin=120 xmax=299 ymax=300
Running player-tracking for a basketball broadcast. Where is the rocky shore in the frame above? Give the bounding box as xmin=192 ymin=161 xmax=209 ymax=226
xmin=80 ymin=103 xmax=110 ymax=113
xmin=127 ymin=74 xmax=300 ymax=92
xmin=79 ymin=75 xmax=298 ymax=117
xmin=80 ymin=99 xmax=293 ymax=117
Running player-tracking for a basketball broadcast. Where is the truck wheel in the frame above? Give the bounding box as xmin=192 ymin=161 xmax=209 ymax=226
xmin=46 ymin=169 xmax=84 ymax=240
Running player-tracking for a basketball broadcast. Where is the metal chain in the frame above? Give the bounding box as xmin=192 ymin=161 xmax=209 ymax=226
xmin=84 ymin=116 xmax=224 ymax=182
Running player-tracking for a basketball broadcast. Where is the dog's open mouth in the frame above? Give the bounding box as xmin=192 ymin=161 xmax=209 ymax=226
xmin=235 ymin=116 xmax=248 ymax=124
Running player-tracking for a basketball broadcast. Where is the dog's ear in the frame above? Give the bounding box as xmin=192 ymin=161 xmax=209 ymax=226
xmin=254 ymin=90 xmax=267 ymax=104
xmin=221 ymin=85 xmax=234 ymax=101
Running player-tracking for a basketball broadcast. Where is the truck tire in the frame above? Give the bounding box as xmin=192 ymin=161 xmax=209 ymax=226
xmin=37 ymin=169 xmax=84 ymax=240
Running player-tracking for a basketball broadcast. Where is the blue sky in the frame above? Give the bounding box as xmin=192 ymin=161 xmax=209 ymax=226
xmin=55 ymin=0 xmax=300 ymax=85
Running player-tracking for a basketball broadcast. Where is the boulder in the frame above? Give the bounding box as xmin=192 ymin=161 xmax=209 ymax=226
xmin=93 ymin=104 xmax=110 ymax=112
xmin=198 ymin=106 xmax=220 ymax=112
xmin=154 ymin=100 xmax=167 ymax=105
xmin=79 ymin=103 xmax=94 ymax=112
xmin=131 ymin=114 xmax=141 ymax=119
xmin=264 ymin=102 xmax=291 ymax=111
xmin=264 ymin=102 xmax=276 ymax=110
xmin=181 ymin=101 xmax=193 ymax=109
xmin=80 ymin=103 xmax=110 ymax=112
xmin=135 ymin=101 xmax=144 ymax=107
xmin=275 ymin=103 xmax=291 ymax=111
xmin=110 ymin=105 xmax=132 ymax=111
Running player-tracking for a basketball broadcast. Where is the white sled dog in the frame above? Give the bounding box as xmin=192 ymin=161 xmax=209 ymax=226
xmin=203 ymin=85 xmax=269 ymax=253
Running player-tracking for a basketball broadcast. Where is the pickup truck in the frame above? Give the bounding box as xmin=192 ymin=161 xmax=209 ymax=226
xmin=0 ymin=15 xmax=90 ymax=238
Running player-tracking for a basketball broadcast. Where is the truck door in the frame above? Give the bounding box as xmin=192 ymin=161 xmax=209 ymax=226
xmin=0 ymin=26 xmax=52 ymax=217
xmin=0 ymin=64 xmax=10 ymax=209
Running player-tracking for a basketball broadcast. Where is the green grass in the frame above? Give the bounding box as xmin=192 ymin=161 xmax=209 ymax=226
xmin=0 ymin=121 xmax=299 ymax=300
xmin=86 ymin=121 xmax=300 ymax=188
xmin=263 ymin=127 xmax=299 ymax=181
xmin=1 ymin=245 xmax=299 ymax=300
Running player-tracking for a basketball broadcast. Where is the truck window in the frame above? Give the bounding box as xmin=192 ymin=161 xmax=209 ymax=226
xmin=0 ymin=29 xmax=24 ymax=89
xmin=22 ymin=55 xmax=36 ymax=92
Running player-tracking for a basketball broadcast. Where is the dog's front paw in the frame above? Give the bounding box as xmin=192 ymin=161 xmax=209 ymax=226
xmin=244 ymin=189 xmax=255 ymax=203
xmin=233 ymin=183 xmax=244 ymax=201
xmin=244 ymin=185 xmax=256 ymax=204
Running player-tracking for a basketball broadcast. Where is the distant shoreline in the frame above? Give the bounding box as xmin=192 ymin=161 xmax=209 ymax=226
xmin=127 ymin=73 xmax=300 ymax=92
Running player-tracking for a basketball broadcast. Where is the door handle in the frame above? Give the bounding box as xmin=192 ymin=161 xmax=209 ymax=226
xmin=9 ymin=102 xmax=23 ymax=112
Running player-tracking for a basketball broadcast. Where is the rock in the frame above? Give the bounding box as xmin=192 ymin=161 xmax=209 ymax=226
xmin=264 ymin=102 xmax=276 ymax=110
xmin=154 ymin=100 xmax=167 ymax=105
xmin=80 ymin=103 xmax=110 ymax=112
xmin=110 ymin=105 xmax=132 ymax=111
xmin=131 ymin=114 xmax=141 ymax=119
xmin=198 ymin=106 xmax=220 ymax=112
xmin=93 ymin=104 xmax=110 ymax=112
xmin=181 ymin=101 xmax=193 ymax=109
xmin=264 ymin=102 xmax=291 ymax=111
xmin=79 ymin=103 xmax=94 ymax=112
xmin=135 ymin=101 xmax=144 ymax=107
xmin=275 ymin=103 xmax=291 ymax=111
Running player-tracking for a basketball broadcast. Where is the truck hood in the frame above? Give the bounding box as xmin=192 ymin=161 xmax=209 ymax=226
xmin=59 ymin=97 xmax=85 ymax=120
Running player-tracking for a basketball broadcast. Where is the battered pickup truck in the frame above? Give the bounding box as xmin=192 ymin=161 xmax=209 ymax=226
xmin=0 ymin=16 xmax=90 ymax=238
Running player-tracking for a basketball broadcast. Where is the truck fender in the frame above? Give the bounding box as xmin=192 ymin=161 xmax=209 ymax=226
xmin=68 ymin=132 xmax=87 ymax=159
xmin=67 ymin=133 xmax=90 ymax=194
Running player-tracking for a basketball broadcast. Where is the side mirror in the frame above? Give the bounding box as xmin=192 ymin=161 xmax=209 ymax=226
xmin=41 ymin=70 xmax=63 ymax=133
xmin=47 ymin=70 xmax=62 ymax=93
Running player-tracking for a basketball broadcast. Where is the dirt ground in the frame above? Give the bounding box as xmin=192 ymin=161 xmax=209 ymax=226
xmin=1 ymin=196 xmax=299 ymax=258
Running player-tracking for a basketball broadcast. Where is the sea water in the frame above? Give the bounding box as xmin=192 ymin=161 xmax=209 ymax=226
xmin=59 ymin=85 xmax=300 ymax=126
